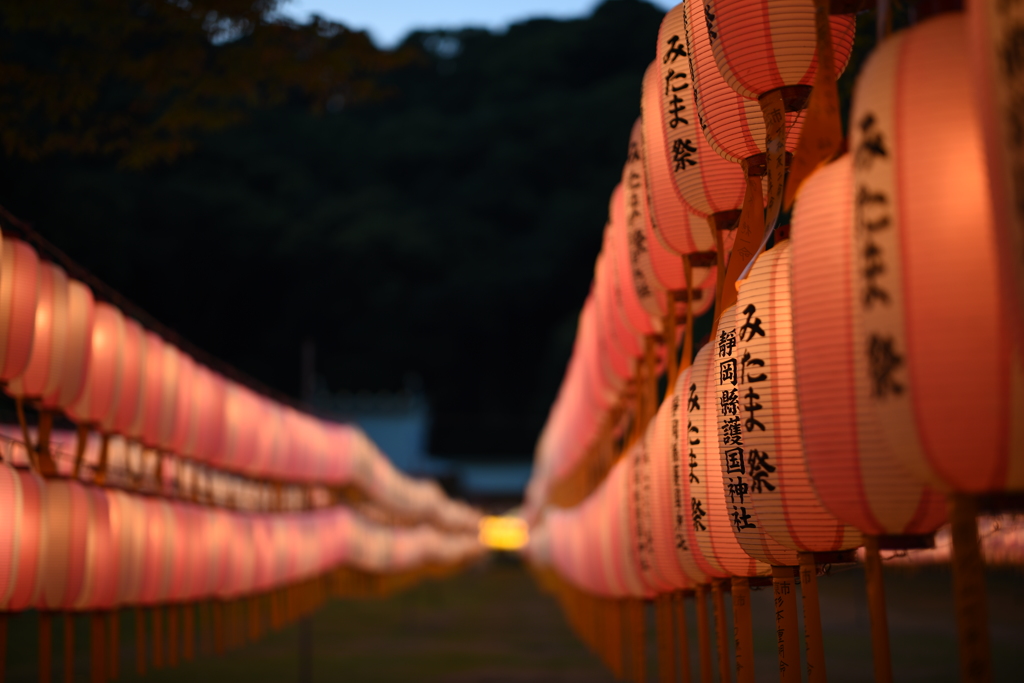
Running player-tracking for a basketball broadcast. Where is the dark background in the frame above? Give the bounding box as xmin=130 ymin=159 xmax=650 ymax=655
xmin=0 ymin=0 xmax=881 ymax=458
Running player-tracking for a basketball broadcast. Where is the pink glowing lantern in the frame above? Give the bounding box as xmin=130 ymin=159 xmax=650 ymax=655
xmin=7 ymin=263 xmax=69 ymax=401
xmin=138 ymin=497 xmax=172 ymax=605
xmin=103 ymin=318 xmax=146 ymax=438
xmin=41 ymin=279 xmax=94 ymax=411
xmin=168 ymin=350 xmax=198 ymax=457
xmin=75 ymin=486 xmax=117 ymax=610
xmin=0 ymin=462 xmax=20 ymax=607
xmin=731 ymin=245 xmax=861 ymax=552
xmin=39 ymin=479 xmax=91 ymax=609
xmin=67 ymin=302 xmax=126 ymax=426
xmin=139 ymin=331 xmax=166 ymax=448
xmin=849 ymin=14 xmax=1024 ymax=494
xmin=790 ymin=155 xmax=947 ymax=536
xmin=0 ymin=237 xmax=40 ymax=381
xmin=686 ymin=345 xmax=770 ymax=576
xmin=969 ymin=0 xmax=1024 ymax=355
xmin=4 ymin=468 xmax=44 ymax=611
xmin=704 ymin=0 xmax=856 ymax=101
xmin=191 ymin=364 xmax=226 ymax=465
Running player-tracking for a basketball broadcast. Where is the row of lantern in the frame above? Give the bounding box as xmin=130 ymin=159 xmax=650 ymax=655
xmin=0 ymin=236 xmax=479 ymax=529
xmin=0 ymin=460 xmax=483 ymax=613
xmin=527 ymin=4 xmax=1023 ymax=533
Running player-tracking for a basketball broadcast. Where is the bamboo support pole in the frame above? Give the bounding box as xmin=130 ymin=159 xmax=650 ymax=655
xmin=772 ymin=566 xmax=801 ymax=683
xmin=863 ymin=536 xmax=893 ymax=683
xmin=712 ymin=579 xmax=732 ymax=683
xmin=798 ymin=554 xmax=826 ymax=683
xmin=655 ymin=594 xmax=676 ymax=683
xmin=90 ymin=613 xmax=106 ymax=683
xmin=695 ymin=585 xmax=713 ymax=683
xmin=62 ymin=614 xmax=73 ymax=683
xmin=675 ymin=592 xmax=692 ymax=683
xmin=39 ymin=613 xmax=52 ymax=683
xmin=948 ymin=493 xmax=992 ymax=683
xmin=108 ymin=611 xmax=119 ymax=681
xmin=151 ymin=608 xmax=163 ymax=670
xmin=134 ymin=608 xmax=145 ymax=676
xmin=732 ymin=578 xmax=754 ymax=683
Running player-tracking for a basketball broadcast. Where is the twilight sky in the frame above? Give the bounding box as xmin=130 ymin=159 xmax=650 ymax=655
xmin=280 ymin=0 xmax=674 ymax=48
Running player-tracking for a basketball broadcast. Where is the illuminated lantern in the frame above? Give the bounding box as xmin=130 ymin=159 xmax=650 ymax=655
xmin=108 ymin=489 xmax=145 ymax=606
xmin=730 ymin=245 xmax=860 ymax=552
xmin=39 ymin=479 xmax=91 ymax=609
xmin=0 ymin=237 xmax=40 ymax=381
xmin=849 ymin=13 xmax=1024 ymax=494
xmin=5 ymin=468 xmax=44 ymax=610
xmin=138 ymin=497 xmax=172 ymax=605
xmin=41 ymin=278 xmax=94 ymax=411
xmin=791 ymin=155 xmax=947 ymax=536
xmin=164 ymin=502 xmax=189 ymax=604
xmin=168 ymin=350 xmax=198 ymax=457
xmin=75 ymin=486 xmax=117 ymax=610
xmin=67 ymin=302 xmax=126 ymax=427
xmin=678 ymin=0 xmax=808 ymax=164
xmin=0 ymin=462 xmax=20 ymax=607
xmin=156 ymin=344 xmax=180 ymax=451
xmin=139 ymin=331 xmax=166 ymax=448
xmin=684 ymin=345 xmax=770 ymax=576
xmin=7 ymin=263 xmax=69 ymax=400
xmin=704 ymin=0 xmax=856 ymax=101
xmin=616 ymin=145 xmax=665 ymax=331
xmin=650 ymin=368 xmax=708 ymax=587
xmin=969 ymin=0 xmax=1024 ymax=355
xmin=223 ymin=382 xmax=258 ymax=474
xmin=103 ymin=318 xmax=146 ymax=438
xmin=191 ymin=364 xmax=225 ymax=466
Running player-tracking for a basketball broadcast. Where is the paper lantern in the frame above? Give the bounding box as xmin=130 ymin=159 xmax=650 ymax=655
xmin=138 ymin=497 xmax=172 ymax=605
xmin=685 ymin=344 xmax=770 ymax=576
xmin=618 ymin=131 xmax=668 ymax=325
xmin=191 ymin=364 xmax=226 ymax=465
xmin=5 ymin=468 xmax=44 ymax=611
xmin=650 ymin=24 xmax=745 ymax=223
xmin=647 ymin=383 xmax=706 ymax=589
xmin=849 ymin=13 xmax=1024 ymax=493
xmin=626 ymin=431 xmax=672 ymax=594
xmin=75 ymin=486 xmax=117 ymax=610
xmin=67 ymin=302 xmax=126 ymax=426
xmin=7 ymin=262 xmax=69 ymax=400
xmin=705 ymin=0 xmax=857 ymax=100
xmin=0 ymin=462 xmax=20 ymax=607
xmin=39 ymin=479 xmax=91 ymax=609
xmin=729 ymin=245 xmax=861 ymax=552
xmin=41 ymin=278 xmax=94 ymax=411
xmin=969 ymin=0 xmax=1024 ymax=355
xmin=168 ymin=350 xmax=198 ymax=456
xmin=0 ymin=237 xmax=40 ymax=381
xmin=108 ymin=488 xmax=146 ymax=606
xmin=103 ymin=317 xmax=145 ymax=437
xmin=163 ymin=502 xmax=189 ymax=603
xmin=791 ymin=155 xmax=947 ymax=536
xmin=679 ymin=0 xmax=807 ymax=164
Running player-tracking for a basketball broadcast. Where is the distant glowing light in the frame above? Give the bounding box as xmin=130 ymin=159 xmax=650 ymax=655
xmin=478 ymin=515 xmax=528 ymax=551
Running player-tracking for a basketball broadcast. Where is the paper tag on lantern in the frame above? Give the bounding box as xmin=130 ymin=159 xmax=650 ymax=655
xmin=783 ymin=0 xmax=844 ymax=210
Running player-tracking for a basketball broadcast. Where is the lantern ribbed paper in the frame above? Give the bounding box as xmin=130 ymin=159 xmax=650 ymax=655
xmin=6 ymin=469 xmax=42 ymax=611
xmin=40 ymin=479 xmax=91 ymax=609
xmin=653 ymin=14 xmax=747 ymax=216
xmin=103 ymin=317 xmax=145 ymax=437
xmin=705 ymin=0 xmax=856 ymax=100
xmin=791 ymin=155 xmax=947 ymax=536
xmin=623 ymin=118 xmax=670 ymax=319
xmin=849 ymin=13 xmax=1024 ymax=493
xmin=0 ymin=238 xmax=39 ymax=381
xmin=76 ymin=486 xmax=116 ymax=610
xmin=713 ymin=303 xmax=799 ymax=564
xmin=611 ymin=183 xmax=659 ymax=337
xmin=732 ymin=245 xmax=861 ymax=552
xmin=650 ymin=369 xmax=707 ymax=587
xmin=42 ymin=279 xmax=95 ymax=411
xmin=681 ymin=0 xmax=805 ymax=164
xmin=629 ymin=423 xmax=675 ymax=592
xmin=969 ymin=0 xmax=1024 ymax=357
xmin=67 ymin=302 xmax=126 ymax=426
xmin=0 ymin=462 xmax=20 ymax=607
xmin=8 ymin=263 xmax=69 ymax=400
xmin=685 ymin=345 xmax=768 ymax=577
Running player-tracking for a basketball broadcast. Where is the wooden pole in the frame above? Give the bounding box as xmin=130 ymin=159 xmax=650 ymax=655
xmin=39 ymin=613 xmax=52 ymax=683
xmin=183 ymin=604 xmax=195 ymax=662
xmin=948 ymin=493 xmax=992 ymax=683
xmin=732 ymin=578 xmax=754 ymax=683
xmin=166 ymin=606 xmax=179 ymax=668
xmin=694 ymin=584 xmax=713 ymax=683
xmin=0 ymin=613 xmax=7 ymax=683
xmin=89 ymin=613 xmax=106 ymax=683
xmin=108 ymin=611 xmax=119 ymax=681
xmin=63 ymin=614 xmax=73 ymax=683
xmin=772 ymin=566 xmax=801 ymax=683
xmin=712 ymin=579 xmax=732 ymax=683
xmin=798 ymin=554 xmax=827 ymax=683
xmin=863 ymin=536 xmax=893 ymax=683
xmin=134 ymin=608 xmax=145 ymax=676
xmin=151 ymin=608 xmax=163 ymax=670
xmin=674 ymin=592 xmax=692 ymax=683
xmin=655 ymin=594 xmax=676 ymax=683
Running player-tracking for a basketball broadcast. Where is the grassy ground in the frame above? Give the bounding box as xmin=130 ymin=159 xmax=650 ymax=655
xmin=2 ymin=559 xmax=1022 ymax=682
